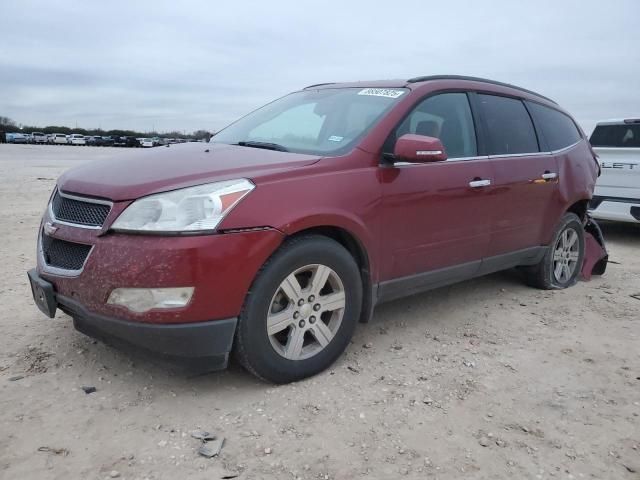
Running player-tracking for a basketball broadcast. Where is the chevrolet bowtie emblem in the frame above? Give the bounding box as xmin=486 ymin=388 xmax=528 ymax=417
xmin=43 ymin=222 xmax=58 ymax=236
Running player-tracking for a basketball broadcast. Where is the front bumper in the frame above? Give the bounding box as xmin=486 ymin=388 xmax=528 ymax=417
xmin=37 ymin=226 xmax=284 ymax=323
xmin=32 ymin=207 xmax=284 ymax=365
xmin=28 ymin=269 xmax=237 ymax=368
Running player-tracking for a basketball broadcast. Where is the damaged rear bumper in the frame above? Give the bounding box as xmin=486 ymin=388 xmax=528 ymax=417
xmin=581 ymin=215 xmax=608 ymax=280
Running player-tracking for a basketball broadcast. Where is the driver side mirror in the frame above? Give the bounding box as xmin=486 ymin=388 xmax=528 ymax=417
xmin=393 ymin=134 xmax=447 ymax=163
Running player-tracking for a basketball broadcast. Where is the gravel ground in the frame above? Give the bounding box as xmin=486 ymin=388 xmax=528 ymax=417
xmin=1 ymin=144 xmax=639 ymax=480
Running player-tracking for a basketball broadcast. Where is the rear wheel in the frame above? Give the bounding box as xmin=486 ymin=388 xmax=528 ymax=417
xmin=522 ymin=212 xmax=584 ymax=289
xmin=234 ymin=235 xmax=362 ymax=383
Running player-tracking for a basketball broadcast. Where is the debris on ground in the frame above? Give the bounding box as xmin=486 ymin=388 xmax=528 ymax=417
xmin=478 ymin=436 xmax=491 ymax=447
xmin=81 ymin=386 xmax=97 ymax=394
xmin=191 ymin=429 xmax=216 ymax=441
xmin=109 ymin=470 xmax=120 ymax=478
xmin=8 ymin=375 xmax=24 ymax=381
xmin=198 ymin=438 xmax=224 ymax=458
xmin=38 ymin=446 xmax=69 ymax=456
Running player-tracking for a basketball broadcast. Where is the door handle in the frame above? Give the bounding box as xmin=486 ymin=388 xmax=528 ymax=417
xmin=469 ymin=179 xmax=491 ymax=188
xmin=541 ymin=172 xmax=558 ymax=180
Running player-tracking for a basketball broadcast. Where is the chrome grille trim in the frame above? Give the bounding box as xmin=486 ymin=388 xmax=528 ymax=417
xmin=49 ymin=189 xmax=113 ymax=229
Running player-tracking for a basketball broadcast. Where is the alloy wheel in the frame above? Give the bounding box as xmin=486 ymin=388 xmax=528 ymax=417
xmin=267 ymin=264 xmax=345 ymax=360
xmin=552 ymin=227 xmax=580 ymax=283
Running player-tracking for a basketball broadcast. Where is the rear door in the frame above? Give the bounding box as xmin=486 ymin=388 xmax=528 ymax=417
xmin=379 ymin=92 xmax=492 ymax=299
xmin=474 ymin=93 xmax=560 ymax=262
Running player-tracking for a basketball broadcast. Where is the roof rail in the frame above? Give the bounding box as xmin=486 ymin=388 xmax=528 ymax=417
xmin=304 ymin=82 xmax=336 ymax=89
xmin=406 ymin=75 xmax=556 ymax=104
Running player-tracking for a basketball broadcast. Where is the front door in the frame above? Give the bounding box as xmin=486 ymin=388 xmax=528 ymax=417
xmin=378 ymin=92 xmax=492 ymax=300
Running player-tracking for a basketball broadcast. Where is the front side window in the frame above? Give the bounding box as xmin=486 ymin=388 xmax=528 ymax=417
xmin=527 ymin=102 xmax=582 ymax=151
xmin=389 ymin=93 xmax=477 ymax=159
xmin=478 ymin=94 xmax=539 ymax=155
xmin=590 ymin=124 xmax=640 ymax=148
xmin=211 ymin=88 xmax=407 ymax=156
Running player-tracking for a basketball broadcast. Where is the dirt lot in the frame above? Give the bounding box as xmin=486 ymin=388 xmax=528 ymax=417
xmin=0 ymin=144 xmax=638 ymax=480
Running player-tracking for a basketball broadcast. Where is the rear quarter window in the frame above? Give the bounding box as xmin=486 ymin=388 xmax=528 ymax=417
xmin=478 ymin=94 xmax=539 ymax=155
xmin=590 ymin=124 xmax=640 ymax=147
xmin=527 ymin=102 xmax=582 ymax=151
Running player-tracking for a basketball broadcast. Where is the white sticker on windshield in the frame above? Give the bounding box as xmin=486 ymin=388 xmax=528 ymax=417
xmin=328 ymin=135 xmax=344 ymax=142
xmin=357 ymin=88 xmax=405 ymax=99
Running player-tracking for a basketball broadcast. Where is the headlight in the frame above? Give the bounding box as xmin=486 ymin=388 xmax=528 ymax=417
xmin=111 ymin=179 xmax=254 ymax=233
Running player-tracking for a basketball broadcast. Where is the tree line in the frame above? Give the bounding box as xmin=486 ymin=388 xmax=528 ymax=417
xmin=0 ymin=116 xmax=212 ymax=140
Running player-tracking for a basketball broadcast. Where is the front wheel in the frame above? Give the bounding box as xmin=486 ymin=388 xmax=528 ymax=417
xmin=522 ymin=212 xmax=585 ymax=289
xmin=234 ymin=235 xmax=362 ymax=383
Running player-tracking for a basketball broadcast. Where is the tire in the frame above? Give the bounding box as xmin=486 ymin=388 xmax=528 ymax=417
xmin=234 ymin=235 xmax=362 ymax=383
xmin=522 ymin=212 xmax=585 ymax=289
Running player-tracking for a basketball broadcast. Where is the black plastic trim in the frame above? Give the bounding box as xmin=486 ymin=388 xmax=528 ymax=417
xmin=376 ymin=247 xmax=547 ymax=304
xmin=589 ymin=195 xmax=640 ymax=210
xmin=55 ymin=294 xmax=237 ymax=368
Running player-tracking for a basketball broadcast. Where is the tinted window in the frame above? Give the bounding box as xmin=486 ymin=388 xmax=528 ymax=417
xmin=392 ymin=93 xmax=477 ymax=158
xmin=527 ymin=102 xmax=582 ymax=150
xmin=590 ymin=124 xmax=640 ymax=148
xmin=478 ymin=94 xmax=538 ymax=155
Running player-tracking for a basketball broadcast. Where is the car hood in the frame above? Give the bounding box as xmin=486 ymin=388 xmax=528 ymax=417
xmin=58 ymin=142 xmax=322 ymax=201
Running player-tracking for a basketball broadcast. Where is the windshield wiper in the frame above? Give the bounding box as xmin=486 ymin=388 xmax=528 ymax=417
xmin=235 ymin=141 xmax=289 ymax=152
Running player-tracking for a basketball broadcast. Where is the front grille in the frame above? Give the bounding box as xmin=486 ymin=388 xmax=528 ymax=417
xmin=41 ymin=233 xmax=92 ymax=270
xmin=51 ymin=190 xmax=111 ymax=227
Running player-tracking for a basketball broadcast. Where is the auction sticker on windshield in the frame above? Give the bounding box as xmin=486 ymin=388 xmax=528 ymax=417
xmin=357 ymin=88 xmax=405 ymax=98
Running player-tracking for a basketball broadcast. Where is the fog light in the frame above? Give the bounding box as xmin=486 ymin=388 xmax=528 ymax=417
xmin=107 ymin=287 xmax=194 ymax=313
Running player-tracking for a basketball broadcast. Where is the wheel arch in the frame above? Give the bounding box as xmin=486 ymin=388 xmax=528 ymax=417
xmin=285 ymin=224 xmax=376 ymax=323
xmin=566 ymin=198 xmax=590 ymax=222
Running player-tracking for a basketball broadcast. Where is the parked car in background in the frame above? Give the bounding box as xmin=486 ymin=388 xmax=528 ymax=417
xmin=23 ymin=133 xmax=33 ymax=143
xmin=52 ymin=133 xmax=68 ymax=144
xmin=28 ymin=76 xmax=604 ymax=383
xmin=111 ymin=136 xmax=125 ymax=147
xmin=86 ymin=136 xmax=103 ymax=146
xmin=140 ymin=138 xmax=154 ymax=147
xmin=589 ymin=118 xmax=640 ymax=223
xmin=124 ymin=136 xmax=141 ymax=147
xmin=69 ymin=134 xmax=86 ymax=145
xmin=7 ymin=133 xmax=28 ymax=144
xmin=32 ymin=132 xmax=48 ymax=144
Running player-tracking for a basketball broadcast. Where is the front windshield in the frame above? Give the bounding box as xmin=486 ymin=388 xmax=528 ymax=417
xmin=211 ymin=87 xmax=407 ymax=155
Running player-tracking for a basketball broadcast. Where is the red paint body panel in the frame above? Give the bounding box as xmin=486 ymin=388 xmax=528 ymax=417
xmin=59 ymin=142 xmax=321 ymax=201
xmin=38 ymin=203 xmax=284 ymax=323
xmin=34 ymin=77 xmax=600 ymax=332
xmin=378 ymin=159 xmax=493 ymax=279
xmin=484 ymin=153 xmax=560 ymax=256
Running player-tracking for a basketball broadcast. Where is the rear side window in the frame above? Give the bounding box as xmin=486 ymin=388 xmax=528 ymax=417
xmin=527 ymin=102 xmax=582 ymax=151
xmin=590 ymin=124 xmax=640 ymax=147
xmin=392 ymin=93 xmax=477 ymax=158
xmin=478 ymin=94 xmax=539 ymax=155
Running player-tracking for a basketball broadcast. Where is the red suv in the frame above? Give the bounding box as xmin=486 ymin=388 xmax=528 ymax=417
xmin=29 ymin=76 xmax=600 ymax=383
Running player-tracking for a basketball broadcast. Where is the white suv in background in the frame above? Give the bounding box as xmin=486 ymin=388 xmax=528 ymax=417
xmin=52 ymin=133 xmax=68 ymax=144
xmin=589 ymin=119 xmax=640 ymax=223
xmin=32 ymin=132 xmax=47 ymax=144
xmin=69 ymin=134 xmax=86 ymax=145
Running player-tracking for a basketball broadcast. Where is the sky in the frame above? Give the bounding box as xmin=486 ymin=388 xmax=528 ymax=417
xmin=1 ymin=0 xmax=639 ymax=135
